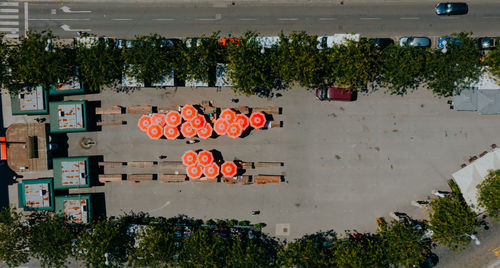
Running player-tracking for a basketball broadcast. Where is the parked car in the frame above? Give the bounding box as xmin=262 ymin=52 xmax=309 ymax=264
xmin=399 ymin=37 xmax=431 ymax=48
xmin=315 ymin=87 xmax=356 ymax=101
xmin=437 ymin=37 xmax=461 ymax=48
xmin=115 ymin=39 xmax=134 ymax=49
xmin=435 ymin=2 xmax=468 ymax=15
xmin=219 ymin=38 xmax=240 ymax=47
xmin=368 ymin=38 xmax=394 ymax=49
xmin=477 ymin=37 xmax=497 ymax=50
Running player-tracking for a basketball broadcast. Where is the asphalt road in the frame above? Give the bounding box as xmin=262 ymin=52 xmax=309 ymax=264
xmin=2 ymin=1 xmax=498 ymax=40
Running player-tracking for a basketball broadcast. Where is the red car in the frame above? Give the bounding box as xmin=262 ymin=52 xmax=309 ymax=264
xmin=219 ymin=38 xmax=241 ymax=47
xmin=315 ymin=87 xmax=356 ymax=101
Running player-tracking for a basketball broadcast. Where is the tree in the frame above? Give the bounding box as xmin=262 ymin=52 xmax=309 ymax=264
xmin=27 ymin=212 xmax=78 ymax=268
xmin=485 ymin=45 xmax=500 ymax=87
xmin=180 ymin=32 xmax=221 ymax=85
xmin=428 ymin=193 xmax=478 ymax=251
xmin=332 ymin=233 xmax=387 ymax=267
xmin=0 ymin=34 xmax=10 ymax=89
xmin=378 ymin=45 xmax=430 ymax=95
xmin=176 ymin=228 xmax=229 ymax=267
xmin=0 ymin=207 xmax=29 ymax=267
xmin=75 ymin=35 xmax=122 ymax=91
xmin=75 ymin=218 xmax=132 ymax=267
xmin=379 ymin=220 xmax=431 ymax=266
xmin=278 ymin=230 xmax=337 ymax=267
xmin=226 ymin=232 xmax=279 ymax=268
xmin=425 ymin=32 xmax=483 ymax=96
xmin=226 ymin=31 xmax=286 ymax=97
xmin=477 ymin=169 xmax=500 ymax=219
xmin=7 ymin=31 xmax=74 ymax=93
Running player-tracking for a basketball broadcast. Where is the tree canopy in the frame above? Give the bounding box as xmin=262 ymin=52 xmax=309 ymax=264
xmin=477 ymin=169 xmax=500 ymax=219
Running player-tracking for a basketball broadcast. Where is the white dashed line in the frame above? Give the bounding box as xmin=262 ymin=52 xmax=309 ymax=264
xmin=239 ymin=18 xmax=256 ymax=21
xmin=439 ymin=17 xmax=459 ymax=19
xmin=0 ymin=15 xmax=18 ymax=19
xmin=278 ymin=18 xmax=298 ymax=21
xmin=483 ymin=16 xmax=500 ymax=19
xmin=29 ymin=18 xmax=90 ymax=21
xmin=0 ymin=21 xmax=18 ymax=25
xmin=400 ymin=17 xmax=419 ymax=20
xmin=0 ymin=2 xmax=19 ymax=6
xmin=197 ymin=18 xmax=217 ymax=21
xmin=153 ymin=18 xmax=176 ymax=21
xmin=0 ymin=9 xmax=18 ymax=13
xmin=112 ymin=18 xmax=132 ymax=21
xmin=0 ymin=27 xmax=19 ymax=32
xmin=319 ymin=17 xmax=337 ymax=20
xmin=360 ymin=17 xmax=381 ymax=20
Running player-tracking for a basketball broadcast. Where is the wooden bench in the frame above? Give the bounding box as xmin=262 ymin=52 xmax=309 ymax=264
xmin=269 ymin=121 xmax=283 ymax=128
xmin=254 ymin=106 xmax=281 ymax=114
xmin=127 ymin=174 xmax=154 ymax=183
xmin=240 ymin=162 xmax=254 ymax=169
xmin=128 ymin=161 xmax=155 ymax=168
xmin=126 ymin=105 xmax=153 ymax=114
xmin=97 ymin=121 xmax=124 ymax=126
xmin=254 ymin=162 xmax=283 ymax=167
xmin=253 ymin=175 xmax=282 ymax=184
xmin=69 ymin=187 xmax=93 ymax=194
xmin=99 ymin=174 xmax=123 ymax=183
xmin=159 ymin=174 xmax=186 ymax=183
xmin=96 ymin=106 xmax=122 ymax=115
xmin=190 ymin=177 xmax=217 ymax=183
xmin=98 ymin=162 xmax=125 ymax=168
xmin=158 ymin=106 xmax=178 ymax=113
xmin=158 ymin=161 xmax=184 ymax=168
xmin=223 ymin=175 xmax=251 ymax=184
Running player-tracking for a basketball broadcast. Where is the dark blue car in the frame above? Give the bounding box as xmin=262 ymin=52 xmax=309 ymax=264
xmin=435 ymin=3 xmax=468 ymax=15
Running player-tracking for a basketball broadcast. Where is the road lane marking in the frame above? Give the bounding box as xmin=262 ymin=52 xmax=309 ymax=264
xmin=0 ymin=9 xmax=19 ymax=13
xmin=319 ymin=17 xmax=336 ymax=20
xmin=0 ymin=2 xmax=19 ymax=6
xmin=439 ymin=17 xmax=459 ymax=19
xmin=60 ymin=24 xmax=90 ymax=32
xmin=0 ymin=27 xmax=19 ymax=32
xmin=483 ymin=16 xmax=500 ymax=19
xmin=24 ymin=2 xmax=27 ymax=37
xmin=0 ymin=15 xmax=18 ymax=19
xmin=239 ymin=18 xmax=256 ymax=21
xmin=4 ymin=33 xmax=18 ymax=38
xmin=197 ymin=13 xmax=221 ymax=21
xmin=153 ymin=18 xmax=175 ymax=21
xmin=112 ymin=18 xmax=132 ymax=21
xmin=0 ymin=21 xmax=18 ymax=25
xmin=29 ymin=18 xmax=90 ymax=21
xmin=278 ymin=18 xmax=298 ymax=21
xmin=51 ymin=9 xmax=56 ymax=15
xmin=60 ymin=6 xmax=91 ymax=13
xmin=197 ymin=18 xmax=217 ymax=21
xmin=360 ymin=17 xmax=381 ymax=20
xmin=400 ymin=17 xmax=419 ymax=20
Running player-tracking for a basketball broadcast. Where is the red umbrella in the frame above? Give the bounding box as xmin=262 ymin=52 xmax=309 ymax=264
xmin=221 ymin=161 xmax=238 ymax=178
xmin=220 ymin=108 xmax=236 ymax=123
xmin=235 ymin=114 xmax=249 ymax=130
xmin=250 ymin=111 xmax=266 ymax=129
xmin=138 ymin=115 xmax=152 ymax=131
xmin=147 ymin=124 xmax=163 ymax=140
xmin=181 ymin=104 xmax=198 ymax=121
xmin=214 ymin=119 xmax=230 ymax=135
xmin=181 ymin=122 xmax=197 ymax=138
xmin=197 ymin=150 xmax=214 ymax=167
xmin=191 ymin=114 xmax=206 ymax=130
xmin=186 ymin=165 xmax=203 ymax=179
xmin=165 ymin=111 xmax=181 ymax=127
xmin=197 ymin=124 xmax=213 ymax=139
xmin=226 ymin=123 xmax=243 ymax=139
xmin=163 ymin=126 xmax=180 ymax=140
xmin=182 ymin=150 xmax=198 ymax=166
xmin=203 ymin=163 xmax=220 ymax=179
xmin=151 ymin=113 xmax=166 ymax=126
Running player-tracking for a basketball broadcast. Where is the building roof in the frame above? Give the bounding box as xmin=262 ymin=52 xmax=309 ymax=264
xmin=18 ymin=178 xmax=54 ymax=211
xmin=53 ymin=156 xmax=91 ymax=190
xmin=55 ymin=194 xmax=92 ymax=224
xmin=49 ymin=100 xmax=88 ymax=133
xmin=11 ymin=86 xmax=48 ymax=115
xmin=477 ymin=90 xmax=500 ymax=115
xmin=6 ymin=123 xmax=49 ymax=172
xmin=49 ymin=76 xmax=85 ymax=95
xmin=453 ymin=88 xmax=477 ymax=111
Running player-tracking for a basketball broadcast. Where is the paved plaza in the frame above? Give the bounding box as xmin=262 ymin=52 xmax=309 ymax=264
xmin=8 ymin=85 xmax=494 ymax=239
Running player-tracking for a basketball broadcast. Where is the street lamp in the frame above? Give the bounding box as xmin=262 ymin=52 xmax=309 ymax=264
xmin=465 ymin=233 xmax=481 ymax=245
xmin=441 ymin=40 xmax=448 ymax=54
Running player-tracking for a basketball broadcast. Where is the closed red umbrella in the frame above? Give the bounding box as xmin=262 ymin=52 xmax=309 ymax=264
xmin=186 ymin=165 xmax=203 ymax=179
xmin=181 ymin=122 xmax=197 ymax=138
xmin=226 ymin=123 xmax=243 ymax=139
xmin=220 ymin=108 xmax=236 ymax=123
xmin=221 ymin=161 xmax=238 ymax=178
xmin=147 ymin=124 xmax=163 ymax=140
xmin=165 ymin=111 xmax=182 ymax=127
xmin=181 ymin=104 xmax=198 ymax=121
xmin=151 ymin=113 xmax=166 ymax=126
xmin=138 ymin=115 xmax=152 ymax=131
xmin=197 ymin=150 xmax=214 ymax=167
xmin=182 ymin=150 xmax=198 ymax=166
xmin=214 ymin=119 xmax=230 ymax=135
xmin=197 ymin=124 xmax=213 ymax=139
xmin=164 ymin=126 xmax=180 ymax=140
xmin=235 ymin=114 xmax=249 ymax=130
xmin=203 ymin=163 xmax=220 ymax=178
xmin=250 ymin=111 xmax=266 ymax=129
xmin=191 ymin=114 xmax=206 ymax=130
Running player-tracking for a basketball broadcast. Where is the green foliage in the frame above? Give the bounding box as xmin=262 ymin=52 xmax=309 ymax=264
xmin=27 ymin=212 xmax=78 ymax=268
xmin=176 ymin=228 xmax=228 ymax=267
xmin=379 ymin=220 xmax=431 ymax=266
xmin=333 ymin=233 xmax=387 ymax=267
xmin=0 ymin=207 xmax=29 ymax=267
xmin=428 ymin=193 xmax=478 ymax=251
xmin=7 ymin=31 xmax=74 ymax=93
xmin=0 ymin=35 xmax=10 ymax=89
xmin=278 ymin=231 xmax=337 ymax=267
xmin=75 ymin=35 xmax=122 ymax=91
xmin=426 ymin=32 xmax=483 ymax=96
xmin=180 ymin=32 xmax=221 ymax=84
xmin=75 ymin=218 xmax=133 ymax=267
xmin=226 ymin=232 xmax=279 ymax=267
xmin=485 ymin=44 xmax=500 ymax=84
xmin=379 ymin=45 xmax=430 ymax=95
xmin=477 ymin=169 xmax=500 ymax=219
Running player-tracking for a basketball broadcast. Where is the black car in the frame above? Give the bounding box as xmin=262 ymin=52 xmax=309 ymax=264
xmin=369 ymin=38 xmax=394 ymax=49
xmin=435 ymin=2 xmax=468 ymax=15
xmin=477 ymin=37 xmax=497 ymax=50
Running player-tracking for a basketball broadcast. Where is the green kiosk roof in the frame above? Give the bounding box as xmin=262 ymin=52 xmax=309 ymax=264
xmin=53 ymin=156 xmax=91 ymax=190
xmin=55 ymin=195 xmax=92 ymax=224
xmin=18 ymin=178 xmax=54 ymax=211
xmin=11 ymin=86 xmax=49 ymax=115
xmin=49 ymin=100 xmax=88 ymax=133
xmin=49 ymin=76 xmax=85 ymax=96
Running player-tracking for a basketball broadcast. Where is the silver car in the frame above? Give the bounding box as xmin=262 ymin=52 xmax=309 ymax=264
xmin=399 ymin=37 xmax=431 ymax=47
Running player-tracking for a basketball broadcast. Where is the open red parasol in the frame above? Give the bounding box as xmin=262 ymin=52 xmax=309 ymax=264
xmin=138 ymin=115 xmax=152 ymax=131
xmin=220 ymin=108 xmax=237 ymax=123
xmin=182 ymin=150 xmax=198 ymax=166
xmin=181 ymin=104 xmax=198 ymax=121
xmin=163 ymin=126 xmax=180 ymax=140
xmin=151 ymin=113 xmax=166 ymax=126
xmin=165 ymin=111 xmax=182 ymax=127
xmin=203 ymin=163 xmax=220 ymax=178
xmin=190 ymin=114 xmax=206 ymax=130
xmin=250 ymin=111 xmax=266 ymax=129
xmin=226 ymin=123 xmax=243 ymax=139
xmin=214 ymin=119 xmax=230 ymax=135
xmin=147 ymin=124 xmax=163 ymax=140
xmin=235 ymin=114 xmax=249 ymax=130
xmin=221 ymin=161 xmax=238 ymax=178
xmin=197 ymin=124 xmax=213 ymax=139
xmin=197 ymin=150 xmax=214 ymax=167
xmin=186 ymin=165 xmax=203 ymax=179
xmin=181 ymin=121 xmax=197 ymax=138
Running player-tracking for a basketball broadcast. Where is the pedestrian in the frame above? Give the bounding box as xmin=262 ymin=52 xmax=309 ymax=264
xmin=186 ymin=139 xmax=200 ymax=144
xmin=157 ymin=155 xmax=167 ymax=160
xmin=34 ymin=118 xmax=40 ymax=123
xmin=231 ymin=98 xmax=239 ymax=103
xmin=251 ymin=210 xmax=260 ymax=216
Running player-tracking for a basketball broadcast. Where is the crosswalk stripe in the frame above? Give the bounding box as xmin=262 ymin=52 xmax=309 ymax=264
xmin=4 ymin=33 xmax=19 ymax=39
xmin=0 ymin=2 xmax=19 ymax=6
xmin=0 ymin=9 xmax=19 ymax=13
xmin=0 ymin=28 xmax=18 ymax=32
xmin=0 ymin=21 xmax=18 ymax=25
xmin=0 ymin=15 xmax=18 ymax=19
